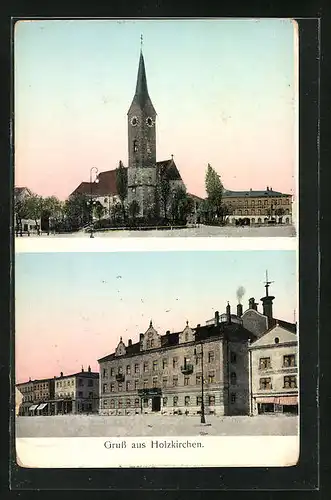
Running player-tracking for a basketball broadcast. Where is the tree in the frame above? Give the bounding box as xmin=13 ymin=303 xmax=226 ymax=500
xmin=159 ymin=167 xmax=171 ymax=221
xmin=14 ymin=197 xmax=29 ymax=236
xmin=111 ymin=202 xmax=123 ymax=224
xmin=205 ymin=164 xmax=224 ymax=219
xmin=63 ymin=193 xmax=90 ymax=230
xmin=24 ymin=194 xmax=44 ymax=235
xmin=42 ymin=196 xmax=63 ymax=233
xmin=170 ymin=186 xmax=192 ymax=223
xmin=115 ymin=160 xmax=128 ymax=221
xmin=128 ymin=200 xmax=140 ymax=223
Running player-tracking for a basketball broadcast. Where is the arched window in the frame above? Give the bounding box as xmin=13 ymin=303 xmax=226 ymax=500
xmin=230 ymin=372 xmax=237 ymax=385
xmin=133 ymin=140 xmax=138 ymax=153
xmin=110 ymin=399 xmax=115 ymax=408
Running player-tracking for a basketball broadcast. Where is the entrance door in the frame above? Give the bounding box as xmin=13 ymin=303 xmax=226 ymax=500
xmin=152 ymin=396 xmax=161 ymax=412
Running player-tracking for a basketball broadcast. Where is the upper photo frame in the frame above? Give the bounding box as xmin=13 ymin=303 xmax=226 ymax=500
xmin=13 ymin=19 xmax=298 ymax=239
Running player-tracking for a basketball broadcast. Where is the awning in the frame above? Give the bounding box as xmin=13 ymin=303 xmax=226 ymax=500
xmin=37 ymin=403 xmax=48 ymax=410
xmin=255 ymin=396 xmax=298 ymax=405
xmin=29 ymin=404 xmax=38 ymax=411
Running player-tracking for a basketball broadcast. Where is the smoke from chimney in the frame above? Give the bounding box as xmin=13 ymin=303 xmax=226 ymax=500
xmin=236 ymin=286 xmax=246 ymax=304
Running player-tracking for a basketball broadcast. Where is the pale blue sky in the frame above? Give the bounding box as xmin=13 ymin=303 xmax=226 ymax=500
xmin=15 ymin=250 xmax=297 ymax=381
xmin=15 ymin=19 xmax=297 ymax=200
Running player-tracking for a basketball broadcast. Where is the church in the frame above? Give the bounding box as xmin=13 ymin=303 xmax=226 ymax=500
xmin=71 ymin=46 xmax=200 ymax=220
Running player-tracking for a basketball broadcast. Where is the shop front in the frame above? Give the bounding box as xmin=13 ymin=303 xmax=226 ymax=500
xmin=256 ymin=395 xmax=298 ymax=415
xmin=138 ymin=388 xmax=162 ymax=413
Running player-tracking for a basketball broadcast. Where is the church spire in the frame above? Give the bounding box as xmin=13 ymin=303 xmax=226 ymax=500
xmin=131 ymin=37 xmax=154 ymax=110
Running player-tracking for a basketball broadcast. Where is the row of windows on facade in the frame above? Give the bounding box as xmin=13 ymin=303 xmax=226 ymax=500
xmin=235 ymin=209 xmax=290 ymax=216
xmin=102 ymin=371 xmax=238 ymax=393
xmin=56 ymin=379 xmax=94 ymax=388
xmin=259 ymin=376 xmax=297 ymax=390
xmin=102 ymin=394 xmax=236 ymax=409
xmin=259 ymin=355 xmax=296 ymax=370
xmin=55 ymin=391 xmax=94 ymax=399
xmin=229 ymin=199 xmax=290 ymax=207
xmin=102 ymin=351 xmax=235 ymax=378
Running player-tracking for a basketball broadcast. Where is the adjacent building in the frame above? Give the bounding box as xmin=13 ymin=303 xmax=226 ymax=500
xmin=223 ymin=187 xmax=293 ymax=225
xmin=16 ymin=366 xmax=99 ymax=416
xmin=14 ymin=186 xmax=41 ymax=234
xmin=98 ymin=305 xmax=256 ymax=417
xmin=248 ymin=324 xmax=298 ymax=415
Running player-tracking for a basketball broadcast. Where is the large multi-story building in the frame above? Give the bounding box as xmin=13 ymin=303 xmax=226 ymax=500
xmin=248 ymin=324 xmax=298 ymax=415
xmin=98 ymin=306 xmax=256 ymax=417
xmin=223 ymin=187 xmax=292 ymax=225
xmin=16 ymin=379 xmax=34 ymax=416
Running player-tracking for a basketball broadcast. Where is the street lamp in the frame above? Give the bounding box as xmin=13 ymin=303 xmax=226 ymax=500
xmin=194 ymin=340 xmax=206 ymax=424
xmin=89 ymin=167 xmax=99 ymax=238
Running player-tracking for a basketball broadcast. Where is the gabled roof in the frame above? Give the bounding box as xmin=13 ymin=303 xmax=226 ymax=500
xmin=223 ymin=189 xmax=291 ymax=198
xmin=156 ymin=159 xmax=182 ymax=181
xmin=249 ymin=324 xmax=297 ymax=349
xmin=14 ymin=187 xmax=32 ymax=199
xmin=70 ymin=169 xmax=125 ymax=198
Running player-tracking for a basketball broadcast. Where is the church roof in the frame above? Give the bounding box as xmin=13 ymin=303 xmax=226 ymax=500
xmin=156 ymin=159 xmax=182 ymax=181
xmin=70 ymin=169 xmax=124 ymax=198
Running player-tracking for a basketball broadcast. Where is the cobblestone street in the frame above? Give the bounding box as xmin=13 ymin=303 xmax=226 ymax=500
xmin=16 ymin=414 xmax=298 ymax=438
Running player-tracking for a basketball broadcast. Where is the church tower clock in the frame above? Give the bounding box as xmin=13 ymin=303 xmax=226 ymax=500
xmin=127 ymin=42 xmax=157 ymax=218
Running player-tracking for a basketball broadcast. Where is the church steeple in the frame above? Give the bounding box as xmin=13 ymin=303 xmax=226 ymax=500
xmin=129 ymin=41 xmax=155 ymax=114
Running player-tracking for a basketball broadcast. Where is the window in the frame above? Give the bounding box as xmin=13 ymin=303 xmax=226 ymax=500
xmin=162 ymin=377 xmax=167 ymax=387
xmin=208 ymin=372 xmax=215 ymax=384
xmin=103 ymin=399 xmax=108 ymax=408
xmin=264 ymin=200 xmax=267 ymax=206
xmin=135 ymin=398 xmax=140 ymax=408
xmin=185 ymin=332 xmax=189 ymax=342
xmin=110 ymin=368 xmax=114 ymax=376
xmin=110 ymin=383 xmax=114 ymax=392
xmin=143 ymin=398 xmax=148 ymax=408
xmin=230 ymin=393 xmax=236 ymax=403
xmin=244 ymin=210 xmax=248 ymax=215
xmin=143 ymin=362 xmax=148 ymax=373
xmin=173 ymin=376 xmax=178 ymax=386
xmin=152 ymin=377 xmax=158 ymax=388
xmin=102 ymin=384 xmax=107 ymax=393
xmin=259 ymin=377 xmax=272 ymax=390
xmin=258 ymin=200 xmax=262 ymax=206
xmin=143 ymin=380 xmax=148 ymax=389
xmin=133 ymin=140 xmax=138 ymax=152
xmin=78 ymin=379 xmax=83 ymax=386
xmin=78 ymin=391 xmax=83 ymax=397
xmin=284 ymin=376 xmax=297 ymax=388
xmin=185 ymin=396 xmax=190 ymax=406
xmin=173 ymin=396 xmax=178 ymax=407
xmin=126 ymin=365 xmax=131 ymax=375
xmin=230 ymin=351 xmax=237 ymax=364
xmin=251 ymin=200 xmax=255 ymax=207
xmin=162 ymin=359 xmax=168 ymax=369
xmin=118 ymin=366 xmax=123 ymax=374
xmin=208 ymin=351 xmax=215 ymax=363
xmin=259 ymin=357 xmax=271 ymax=370
xmin=230 ymin=372 xmax=237 ymax=385
xmin=283 ymin=355 xmax=296 ymax=367
xmin=118 ymin=383 xmax=123 ymax=392
xmin=126 ymin=381 xmax=131 ymax=391
xmin=103 ymin=369 xmax=107 ymax=378
xmin=163 ymin=397 xmax=168 ymax=407
xmin=71 ymin=380 xmax=74 ymax=386
xmin=118 ymin=399 xmax=123 ymax=408
xmin=110 ymin=399 xmax=115 ymax=408
xmin=88 ymin=379 xmax=93 ymax=387
xmin=88 ymin=391 xmax=93 ymax=398
xmin=134 ymin=380 xmax=139 ymax=390
xmin=208 ymin=395 xmax=215 ymax=406
xmin=150 ymin=339 xmax=155 ymax=348
xmin=184 ymin=376 xmax=189 ymax=386
xmin=153 ymin=360 xmax=158 ymax=372
xmin=196 ymin=396 xmax=202 ymax=406
xmin=195 ymin=353 xmax=202 ymax=365
xmin=126 ymin=398 xmax=131 ymax=407
xmin=173 ymin=357 xmax=178 ymax=369
xmin=134 ymin=364 xmax=139 ymax=374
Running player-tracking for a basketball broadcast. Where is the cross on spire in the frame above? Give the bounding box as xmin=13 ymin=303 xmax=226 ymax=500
xmin=140 ymin=34 xmax=143 ymax=50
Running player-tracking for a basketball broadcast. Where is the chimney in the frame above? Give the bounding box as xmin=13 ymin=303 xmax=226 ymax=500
xmin=88 ymin=365 xmax=91 ymax=373
xmin=249 ymin=297 xmax=257 ymax=311
xmin=267 ymin=186 xmax=269 ymax=191
xmin=139 ymin=333 xmax=144 ymax=342
xmin=196 ymin=324 xmax=201 ymax=328
xmin=261 ymin=295 xmax=275 ymax=322
xmin=60 ymin=372 xmax=63 ymax=377
xmin=81 ymin=365 xmax=84 ymax=372
xmin=226 ymin=302 xmax=231 ymax=324
xmin=215 ymin=311 xmax=220 ymax=326
xmin=237 ymin=303 xmax=243 ymax=318
xmin=128 ymin=339 xmax=132 ymax=346
xmin=166 ymin=330 xmax=170 ymax=335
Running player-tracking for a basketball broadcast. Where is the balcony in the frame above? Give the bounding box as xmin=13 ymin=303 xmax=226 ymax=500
xmin=115 ymin=373 xmax=125 ymax=382
xmin=181 ymin=364 xmax=194 ymax=375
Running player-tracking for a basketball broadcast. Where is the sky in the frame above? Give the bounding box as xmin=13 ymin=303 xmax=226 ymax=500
xmin=14 ymin=19 xmax=298 ymax=201
xmin=15 ymin=250 xmax=297 ymax=383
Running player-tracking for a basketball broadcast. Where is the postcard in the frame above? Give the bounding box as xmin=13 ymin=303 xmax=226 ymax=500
xmin=15 ymin=248 xmax=299 ymax=468
xmin=14 ymin=18 xmax=298 ymax=241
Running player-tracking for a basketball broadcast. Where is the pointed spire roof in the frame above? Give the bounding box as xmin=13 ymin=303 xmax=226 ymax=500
xmin=129 ymin=45 xmax=155 ymax=113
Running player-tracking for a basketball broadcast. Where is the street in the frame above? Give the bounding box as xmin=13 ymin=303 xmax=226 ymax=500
xmin=16 ymin=414 xmax=298 ymax=438
xmin=15 ymin=225 xmax=296 ymax=238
